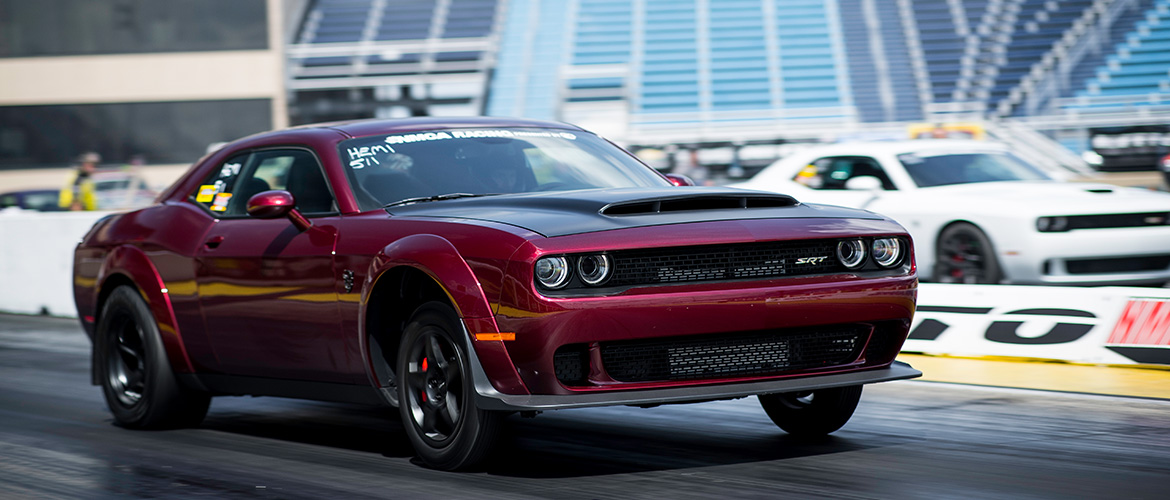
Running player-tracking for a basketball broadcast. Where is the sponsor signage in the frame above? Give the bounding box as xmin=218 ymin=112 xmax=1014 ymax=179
xmin=904 ymin=284 xmax=1170 ymax=366
xmin=1089 ymin=125 xmax=1170 ymax=171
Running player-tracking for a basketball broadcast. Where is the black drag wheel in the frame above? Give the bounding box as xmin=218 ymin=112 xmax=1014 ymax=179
xmin=933 ymin=222 xmax=1003 ymax=284
xmin=758 ymin=385 xmax=863 ymax=437
xmin=96 ymin=286 xmax=210 ymax=429
xmin=397 ymin=302 xmax=502 ymax=470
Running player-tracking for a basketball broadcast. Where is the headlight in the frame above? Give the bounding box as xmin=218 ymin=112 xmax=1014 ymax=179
xmin=577 ymin=254 xmax=612 ymax=286
xmin=837 ymin=239 xmax=866 ymax=268
xmin=1036 ymin=216 xmax=1068 ymax=232
xmin=535 ymin=256 xmax=571 ymax=289
xmin=871 ymin=238 xmax=903 ymax=267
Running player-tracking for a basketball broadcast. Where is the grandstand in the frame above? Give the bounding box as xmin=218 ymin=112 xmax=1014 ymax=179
xmin=283 ymin=0 xmax=1169 ymax=168
xmin=286 ymin=0 xmax=502 ymax=124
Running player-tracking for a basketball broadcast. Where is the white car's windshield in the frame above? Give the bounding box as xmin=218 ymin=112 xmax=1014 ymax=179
xmin=898 ymin=151 xmax=1052 ymax=187
xmin=339 ymin=128 xmax=669 ymax=210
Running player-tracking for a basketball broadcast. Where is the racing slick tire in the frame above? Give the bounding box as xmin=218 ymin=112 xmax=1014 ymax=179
xmin=758 ymin=385 xmax=863 ymax=437
xmin=95 ymin=286 xmax=210 ymax=429
xmin=397 ymin=302 xmax=503 ymax=470
xmin=933 ymin=222 xmax=1003 ymax=284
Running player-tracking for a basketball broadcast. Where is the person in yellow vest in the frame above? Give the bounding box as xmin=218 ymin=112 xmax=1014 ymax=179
xmin=59 ymin=152 xmax=100 ymax=211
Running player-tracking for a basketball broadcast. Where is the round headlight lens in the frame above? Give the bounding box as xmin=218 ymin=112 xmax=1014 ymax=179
xmin=534 ymin=256 xmax=571 ymax=289
xmin=837 ymin=239 xmax=866 ymax=268
xmin=577 ymin=254 xmax=612 ymax=286
xmin=872 ymin=238 xmax=903 ymax=267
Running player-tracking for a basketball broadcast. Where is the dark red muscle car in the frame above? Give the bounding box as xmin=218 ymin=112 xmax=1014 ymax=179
xmin=73 ymin=117 xmax=919 ymax=470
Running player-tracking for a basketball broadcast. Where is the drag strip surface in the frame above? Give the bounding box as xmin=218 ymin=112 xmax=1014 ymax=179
xmin=1 ymin=314 xmax=1167 ymax=498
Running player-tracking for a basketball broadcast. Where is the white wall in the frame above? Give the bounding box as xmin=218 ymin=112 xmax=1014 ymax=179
xmin=0 ymin=210 xmax=110 ymax=316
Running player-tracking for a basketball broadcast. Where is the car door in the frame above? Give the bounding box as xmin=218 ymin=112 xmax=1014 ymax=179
xmin=787 ymin=155 xmax=899 ymax=209
xmin=193 ymin=147 xmax=349 ymax=382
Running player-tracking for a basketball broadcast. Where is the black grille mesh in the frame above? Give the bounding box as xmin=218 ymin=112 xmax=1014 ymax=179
xmin=597 ymin=326 xmax=868 ymax=383
xmin=553 ymin=347 xmax=588 ymax=385
xmin=607 ymin=240 xmax=841 ymax=286
xmin=1065 ymin=254 xmax=1170 ymax=274
xmin=1066 ymin=212 xmax=1170 ymax=230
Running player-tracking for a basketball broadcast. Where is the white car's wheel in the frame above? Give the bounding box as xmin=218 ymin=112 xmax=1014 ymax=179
xmin=933 ymin=222 xmax=1003 ymax=284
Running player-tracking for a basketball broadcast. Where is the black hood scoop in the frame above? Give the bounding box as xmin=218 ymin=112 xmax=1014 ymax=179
xmin=386 ymin=187 xmax=880 ymax=237
xmin=602 ymin=194 xmax=798 ymax=216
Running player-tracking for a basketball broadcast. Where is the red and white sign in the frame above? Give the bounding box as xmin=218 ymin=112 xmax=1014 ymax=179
xmin=904 ymin=284 xmax=1170 ymax=366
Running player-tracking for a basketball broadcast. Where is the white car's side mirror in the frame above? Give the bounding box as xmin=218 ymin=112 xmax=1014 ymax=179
xmin=844 ymin=175 xmax=884 ymax=191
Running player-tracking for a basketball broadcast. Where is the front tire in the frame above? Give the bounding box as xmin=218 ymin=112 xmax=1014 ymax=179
xmin=933 ymin=222 xmax=1003 ymax=284
xmin=397 ymin=302 xmax=502 ymax=470
xmin=95 ymin=286 xmax=210 ymax=429
xmin=758 ymin=385 xmax=862 ymax=437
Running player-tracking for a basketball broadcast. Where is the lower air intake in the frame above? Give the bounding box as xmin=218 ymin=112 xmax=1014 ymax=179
xmin=599 ymin=326 xmax=868 ymax=383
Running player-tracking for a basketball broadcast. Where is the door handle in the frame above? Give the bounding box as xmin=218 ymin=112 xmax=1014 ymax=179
xmin=204 ymin=235 xmax=225 ymax=249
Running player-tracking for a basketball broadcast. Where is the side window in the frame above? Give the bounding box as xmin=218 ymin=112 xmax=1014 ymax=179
xmin=792 ymin=156 xmax=896 ymax=190
xmin=190 ymin=149 xmax=336 ymax=216
xmin=191 ymin=153 xmax=247 ymax=213
xmin=226 ymin=149 xmax=336 ymax=216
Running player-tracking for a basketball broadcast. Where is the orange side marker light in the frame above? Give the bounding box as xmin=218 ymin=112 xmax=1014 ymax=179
xmin=475 ymin=333 xmax=516 ymax=341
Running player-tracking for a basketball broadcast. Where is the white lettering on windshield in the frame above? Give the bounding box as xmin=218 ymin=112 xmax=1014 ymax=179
xmin=346 ymin=144 xmax=396 ymax=169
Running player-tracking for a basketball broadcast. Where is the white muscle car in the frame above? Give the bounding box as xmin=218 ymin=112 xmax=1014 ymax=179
xmin=733 ymin=140 xmax=1170 ymax=286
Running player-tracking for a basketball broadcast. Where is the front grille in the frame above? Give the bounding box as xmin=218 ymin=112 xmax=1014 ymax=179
xmin=607 ymin=239 xmax=841 ymax=286
xmin=1065 ymin=212 xmax=1170 ymax=230
xmin=1065 ymin=254 xmax=1170 ymax=274
xmin=596 ymin=325 xmax=868 ymax=383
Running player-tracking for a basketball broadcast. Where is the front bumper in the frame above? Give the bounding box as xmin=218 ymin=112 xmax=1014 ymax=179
xmin=473 ymin=361 xmax=921 ymax=411
xmin=1002 ymin=226 xmax=1170 ymax=285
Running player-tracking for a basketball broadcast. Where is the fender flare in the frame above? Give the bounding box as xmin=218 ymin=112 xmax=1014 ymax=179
xmin=95 ymin=245 xmax=196 ymax=379
xmin=359 ymin=233 xmax=527 ymax=401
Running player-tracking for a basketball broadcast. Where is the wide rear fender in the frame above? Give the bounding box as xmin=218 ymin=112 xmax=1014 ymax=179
xmin=95 ymin=245 xmax=196 ymax=377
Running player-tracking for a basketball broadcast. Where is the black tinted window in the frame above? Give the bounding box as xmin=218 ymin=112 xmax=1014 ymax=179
xmin=898 ymin=152 xmax=1051 ymax=187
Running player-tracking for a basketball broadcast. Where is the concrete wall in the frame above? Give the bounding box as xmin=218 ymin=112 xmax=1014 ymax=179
xmin=0 ymin=210 xmax=110 ymax=316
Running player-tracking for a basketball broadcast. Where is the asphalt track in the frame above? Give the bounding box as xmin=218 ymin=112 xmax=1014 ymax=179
xmin=1 ymin=314 xmax=1168 ymax=499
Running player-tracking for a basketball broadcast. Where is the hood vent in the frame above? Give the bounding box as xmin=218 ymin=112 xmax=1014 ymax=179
xmin=602 ymin=194 xmax=798 ymax=216
xmin=1086 ymin=188 xmax=1114 ymax=194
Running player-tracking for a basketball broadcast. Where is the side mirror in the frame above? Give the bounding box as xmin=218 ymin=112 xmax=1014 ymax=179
xmin=665 ymin=173 xmax=696 ymax=186
xmin=247 ymin=190 xmax=312 ymax=231
xmin=844 ymin=176 xmax=884 ymax=191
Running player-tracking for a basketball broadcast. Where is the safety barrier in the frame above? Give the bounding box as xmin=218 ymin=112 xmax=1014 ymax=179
xmin=909 ymin=284 xmax=1170 ymax=366
xmin=2 ymin=209 xmax=1168 ymax=366
xmin=0 ymin=209 xmax=110 ymax=317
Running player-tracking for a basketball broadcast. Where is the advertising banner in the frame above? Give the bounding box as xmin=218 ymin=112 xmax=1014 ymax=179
xmin=906 ymin=284 xmax=1170 ymax=366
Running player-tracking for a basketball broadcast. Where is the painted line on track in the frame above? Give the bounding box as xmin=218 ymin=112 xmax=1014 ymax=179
xmin=897 ymin=353 xmax=1170 ymax=400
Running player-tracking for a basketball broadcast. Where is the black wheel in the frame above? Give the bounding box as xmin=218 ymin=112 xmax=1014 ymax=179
xmin=758 ymin=385 xmax=862 ymax=437
xmin=95 ymin=286 xmax=210 ymax=429
xmin=933 ymin=222 xmax=1003 ymax=284
xmin=397 ymin=302 xmax=502 ymax=470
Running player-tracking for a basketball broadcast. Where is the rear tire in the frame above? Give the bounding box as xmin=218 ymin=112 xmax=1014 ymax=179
xmin=95 ymin=286 xmax=210 ymax=429
xmin=758 ymin=385 xmax=862 ymax=437
xmin=397 ymin=302 xmax=502 ymax=470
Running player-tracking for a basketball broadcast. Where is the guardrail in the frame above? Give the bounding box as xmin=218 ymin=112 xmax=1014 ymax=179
xmin=2 ymin=209 xmax=1167 ymax=366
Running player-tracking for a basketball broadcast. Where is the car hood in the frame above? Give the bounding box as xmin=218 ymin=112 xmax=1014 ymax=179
xmin=384 ymin=187 xmax=886 ymax=237
xmin=914 ymin=181 xmax=1170 ymax=215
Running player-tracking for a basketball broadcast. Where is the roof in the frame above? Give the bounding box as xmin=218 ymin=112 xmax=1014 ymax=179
xmin=811 ymin=140 xmax=1010 ymax=156
xmin=309 ymin=116 xmax=585 ymax=139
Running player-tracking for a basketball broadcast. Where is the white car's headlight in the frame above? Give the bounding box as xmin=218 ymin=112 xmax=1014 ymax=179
xmin=1036 ymin=216 xmax=1069 ymax=232
xmin=535 ymin=256 xmax=571 ymax=289
xmin=871 ymin=238 xmax=903 ymax=268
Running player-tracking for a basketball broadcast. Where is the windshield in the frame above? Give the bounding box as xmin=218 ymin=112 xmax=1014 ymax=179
xmin=897 ymin=151 xmax=1052 ymax=187
xmin=339 ymin=128 xmax=670 ymax=210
